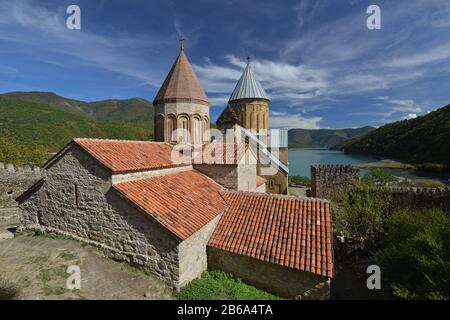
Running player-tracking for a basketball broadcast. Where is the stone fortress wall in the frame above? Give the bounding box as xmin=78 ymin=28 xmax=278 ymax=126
xmin=311 ymin=165 xmax=360 ymax=200
xmin=0 ymin=162 xmax=44 ymax=228
xmin=311 ymin=164 xmax=450 ymax=211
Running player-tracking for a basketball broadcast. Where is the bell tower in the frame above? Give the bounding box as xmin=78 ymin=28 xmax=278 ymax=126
xmin=216 ymin=58 xmax=289 ymax=194
xmin=153 ymin=43 xmax=210 ymax=145
xmin=216 ymin=59 xmax=270 ymax=138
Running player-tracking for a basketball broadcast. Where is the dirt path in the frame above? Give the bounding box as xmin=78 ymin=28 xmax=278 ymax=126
xmin=0 ymin=234 xmax=173 ymax=300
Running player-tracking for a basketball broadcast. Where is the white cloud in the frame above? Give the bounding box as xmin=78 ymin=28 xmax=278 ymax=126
xmin=384 ymin=43 xmax=450 ymax=68
xmin=194 ymin=55 xmax=328 ymax=106
xmin=405 ymin=113 xmax=418 ymax=119
xmin=0 ymin=0 xmax=170 ymax=85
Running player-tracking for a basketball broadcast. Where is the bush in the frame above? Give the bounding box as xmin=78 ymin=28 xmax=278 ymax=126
xmin=374 ymin=208 xmax=450 ymax=300
xmin=175 ymin=271 xmax=282 ymax=300
xmin=362 ymin=169 xmax=397 ymax=186
xmin=334 ymin=185 xmax=392 ymax=253
xmin=0 ymin=277 xmax=21 ymax=300
xmin=289 ymin=175 xmax=311 ymax=186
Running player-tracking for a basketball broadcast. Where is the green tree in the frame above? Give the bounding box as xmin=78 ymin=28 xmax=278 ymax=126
xmin=374 ymin=208 xmax=450 ymax=299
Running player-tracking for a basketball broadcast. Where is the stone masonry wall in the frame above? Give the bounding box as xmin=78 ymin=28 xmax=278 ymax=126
xmin=0 ymin=162 xmax=44 ymax=228
xmin=193 ymin=164 xmax=238 ymax=190
xmin=178 ymin=214 xmax=223 ymax=288
xmin=311 ymin=164 xmax=450 ymax=211
xmin=207 ymin=247 xmax=330 ymax=299
xmin=311 ymin=165 xmax=360 ymax=200
xmin=383 ymin=187 xmax=450 ymax=212
xmin=18 ymin=145 xmax=181 ymax=288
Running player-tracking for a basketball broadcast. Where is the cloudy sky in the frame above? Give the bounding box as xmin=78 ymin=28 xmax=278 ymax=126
xmin=1 ymin=0 xmax=449 ymax=129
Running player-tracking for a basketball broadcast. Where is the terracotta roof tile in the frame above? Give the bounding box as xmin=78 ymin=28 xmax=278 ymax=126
xmin=74 ymin=139 xmax=188 ymax=173
xmin=113 ymin=170 xmax=227 ymax=240
xmin=208 ymin=191 xmax=334 ymax=278
xmin=191 ymin=143 xmax=250 ymax=165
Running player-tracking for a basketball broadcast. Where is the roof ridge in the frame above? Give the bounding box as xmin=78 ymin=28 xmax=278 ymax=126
xmin=74 ymin=138 xmax=168 ymax=144
xmin=221 ymin=189 xmax=330 ymax=203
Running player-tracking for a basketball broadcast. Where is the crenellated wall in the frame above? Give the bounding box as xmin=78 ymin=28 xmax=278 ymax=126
xmin=0 ymin=162 xmax=44 ymax=228
xmin=385 ymin=187 xmax=450 ymax=212
xmin=311 ymin=165 xmax=360 ymax=200
xmin=310 ymin=164 xmax=450 ymax=212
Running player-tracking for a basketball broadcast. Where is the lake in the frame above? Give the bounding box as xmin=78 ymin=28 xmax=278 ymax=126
xmin=288 ymin=148 xmax=379 ymax=178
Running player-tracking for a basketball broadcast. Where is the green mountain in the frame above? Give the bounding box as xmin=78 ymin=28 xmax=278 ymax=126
xmin=288 ymin=126 xmax=375 ymax=148
xmin=0 ymin=94 xmax=154 ymax=166
xmin=333 ymin=104 xmax=450 ymax=169
xmin=0 ymin=91 xmax=154 ymax=124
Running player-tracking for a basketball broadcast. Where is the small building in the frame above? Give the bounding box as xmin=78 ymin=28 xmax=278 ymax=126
xmin=208 ymin=191 xmax=333 ymax=299
xmin=17 ymin=138 xmax=333 ymax=298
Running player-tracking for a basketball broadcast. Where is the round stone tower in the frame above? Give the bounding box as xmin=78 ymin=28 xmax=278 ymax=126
xmin=153 ymin=47 xmax=210 ymax=145
xmin=217 ymin=60 xmax=270 ymax=135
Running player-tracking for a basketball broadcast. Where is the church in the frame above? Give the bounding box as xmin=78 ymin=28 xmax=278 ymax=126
xmin=16 ymin=46 xmax=333 ymax=299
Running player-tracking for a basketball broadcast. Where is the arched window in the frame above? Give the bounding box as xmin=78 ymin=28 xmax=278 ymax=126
xmin=203 ymin=118 xmax=210 ymax=142
xmin=192 ymin=116 xmax=202 ymax=145
xmin=167 ymin=115 xmax=176 ymax=143
xmin=178 ymin=115 xmax=190 ymax=143
xmin=155 ymin=115 xmax=165 ymax=142
xmin=256 ymin=113 xmax=260 ymax=132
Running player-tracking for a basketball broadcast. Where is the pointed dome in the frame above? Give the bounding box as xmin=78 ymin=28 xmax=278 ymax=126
xmin=154 ymin=49 xmax=210 ymax=106
xmin=229 ymin=62 xmax=269 ymax=102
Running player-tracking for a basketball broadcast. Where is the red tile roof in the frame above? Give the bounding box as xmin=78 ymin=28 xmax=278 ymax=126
xmin=74 ymin=139 xmax=189 ymax=173
xmin=113 ymin=170 xmax=227 ymax=240
xmin=256 ymin=176 xmax=267 ymax=187
xmin=208 ymin=191 xmax=333 ymax=278
xmin=192 ymin=143 xmax=250 ymax=165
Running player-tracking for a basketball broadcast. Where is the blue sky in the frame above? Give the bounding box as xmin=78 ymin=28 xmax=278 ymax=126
xmin=1 ymin=0 xmax=450 ymax=129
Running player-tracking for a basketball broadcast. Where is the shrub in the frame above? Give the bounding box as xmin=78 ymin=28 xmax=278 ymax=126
xmin=333 ymin=185 xmax=392 ymax=253
xmin=362 ymin=169 xmax=397 ymax=186
xmin=0 ymin=277 xmax=21 ymax=300
xmin=289 ymin=175 xmax=311 ymax=186
xmin=374 ymin=208 xmax=450 ymax=300
xmin=175 ymin=271 xmax=282 ymax=300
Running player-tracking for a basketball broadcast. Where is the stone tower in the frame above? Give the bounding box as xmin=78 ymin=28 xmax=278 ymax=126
xmin=216 ymin=60 xmax=289 ymax=194
xmin=153 ymin=47 xmax=210 ymax=145
xmin=216 ymin=61 xmax=270 ymax=137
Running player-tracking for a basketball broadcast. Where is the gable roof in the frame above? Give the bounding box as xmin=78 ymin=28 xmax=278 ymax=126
xmin=208 ymin=191 xmax=333 ymax=277
xmin=192 ymin=143 xmax=251 ymax=165
xmin=229 ymin=63 xmax=269 ymax=102
xmin=153 ymin=49 xmax=210 ymax=106
xmin=72 ymin=139 xmax=189 ymax=174
xmin=113 ymin=170 xmax=227 ymax=240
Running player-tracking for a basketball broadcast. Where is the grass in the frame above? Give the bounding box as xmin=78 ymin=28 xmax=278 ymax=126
xmin=176 ymin=271 xmax=282 ymax=300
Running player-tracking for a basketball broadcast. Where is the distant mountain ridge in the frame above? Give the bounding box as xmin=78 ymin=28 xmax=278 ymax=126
xmin=288 ymin=126 xmax=375 ymax=148
xmin=333 ymin=104 xmax=450 ymax=169
xmin=0 ymin=92 xmax=154 ymax=166
xmin=0 ymin=91 xmax=154 ymax=124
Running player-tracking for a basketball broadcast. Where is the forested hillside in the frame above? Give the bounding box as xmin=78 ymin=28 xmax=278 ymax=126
xmin=0 ymin=96 xmax=153 ymax=165
xmin=333 ymin=104 xmax=450 ymax=170
xmin=288 ymin=127 xmax=374 ymax=148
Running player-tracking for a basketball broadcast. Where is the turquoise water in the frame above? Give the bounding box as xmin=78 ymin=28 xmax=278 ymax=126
xmin=288 ymin=148 xmax=379 ymax=178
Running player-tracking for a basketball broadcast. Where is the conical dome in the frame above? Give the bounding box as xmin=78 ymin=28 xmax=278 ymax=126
xmin=229 ymin=62 xmax=269 ymax=102
xmin=154 ymin=49 xmax=210 ymax=106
